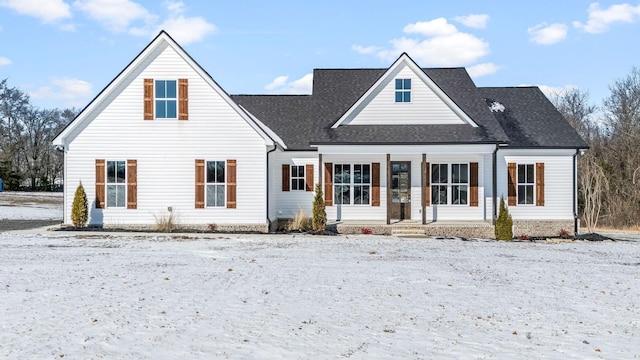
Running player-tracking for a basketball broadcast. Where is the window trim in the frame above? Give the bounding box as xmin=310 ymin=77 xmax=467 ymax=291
xmin=517 ymin=163 xmax=535 ymax=205
xmin=290 ymin=165 xmax=305 ymax=191
xmin=430 ymin=163 xmax=469 ymax=206
xmin=205 ymin=160 xmax=226 ymax=208
xmin=334 ymin=163 xmax=371 ymax=206
xmin=106 ymin=160 xmax=126 ymax=208
xmin=395 ymin=78 xmax=411 ymax=103
xmin=154 ymin=79 xmax=178 ymax=119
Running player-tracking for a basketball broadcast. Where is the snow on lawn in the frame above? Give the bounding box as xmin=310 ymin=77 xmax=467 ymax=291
xmin=1 ymin=233 xmax=639 ymax=359
xmin=0 ymin=192 xmax=63 ymax=220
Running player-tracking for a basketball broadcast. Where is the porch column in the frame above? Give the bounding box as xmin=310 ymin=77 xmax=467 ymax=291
xmin=386 ymin=154 xmax=391 ymax=225
xmin=318 ymin=153 xmax=322 ymax=193
xmin=421 ymin=153 xmax=426 ymax=225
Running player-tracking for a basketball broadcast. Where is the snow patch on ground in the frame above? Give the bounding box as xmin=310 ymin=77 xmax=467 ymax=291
xmin=0 ymin=192 xmax=63 ymax=220
xmin=1 ymin=232 xmax=638 ymax=358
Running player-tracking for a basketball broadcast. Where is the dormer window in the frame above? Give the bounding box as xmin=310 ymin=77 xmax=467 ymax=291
xmin=395 ymin=78 xmax=411 ymax=103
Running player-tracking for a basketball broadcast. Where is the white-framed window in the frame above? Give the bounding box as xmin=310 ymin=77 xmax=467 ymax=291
xmin=395 ymin=78 xmax=411 ymax=103
xmin=431 ymin=163 xmax=469 ymax=205
xmin=155 ymin=80 xmax=177 ymax=118
xmin=106 ymin=160 xmax=126 ymax=208
xmin=517 ymin=164 xmax=535 ymax=205
xmin=291 ymin=165 xmax=305 ymax=191
xmin=334 ymin=164 xmax=370 ymax=205
xmin=206 ymin=160 xmax=225 ymax=207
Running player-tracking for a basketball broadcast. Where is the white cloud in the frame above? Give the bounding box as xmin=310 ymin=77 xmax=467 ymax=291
xmin=573 ymin=2 xmax=640 ymax=34
xmin=454 ymin=14 xmax=489 ymax=29
xmin=467 ymin=62 xmax=501 ymax=78
xmin=126 ymin=2 xmax=215 ymax=44
xmin=520 ymin=84 xmax=578 ymax=100
xmin=353 ymin=18 xmax=491 ymax=68
xmin=352 ymin=45 xmax=380 ymax=55
xmin=0 ymin=0 xmax=71 ymax=23
xmin=73 ymin=0 xmax=156 ymax=33
xmin=265 ymin=75 xmax=289 ymax=91
xmin=264 ymin=73 xmax=313 ymax=94
xmin=30 ymin=77 xmax=93 ymax=107
xmin=0 ymin=56 xmax=11 ymax=66
xmin=153 ymin=15 xmax=216 ymax=44
xmin=403 ymin=18 xmax=458 ymax=37
xmin=528 ymin=22 xmax=568 ymax=45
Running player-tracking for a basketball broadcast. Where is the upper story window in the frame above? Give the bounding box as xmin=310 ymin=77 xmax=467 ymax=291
xmin=395 ymin=78 xmax=411 ymax=103
xmin=155 ymin=80 xmax=177 ymax=118
xmin=517 ymin=164 xmax=535 ymax=205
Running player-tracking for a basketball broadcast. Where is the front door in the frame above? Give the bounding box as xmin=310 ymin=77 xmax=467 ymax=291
xmin=389 ymin=161 xmax=411 ymax=220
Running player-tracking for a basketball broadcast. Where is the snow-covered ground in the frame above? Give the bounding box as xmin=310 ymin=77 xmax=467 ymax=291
xmin=0 ymin=191 xmax=63 ymax=220
xmin=1 ymin=231 xmax=639 ymax=359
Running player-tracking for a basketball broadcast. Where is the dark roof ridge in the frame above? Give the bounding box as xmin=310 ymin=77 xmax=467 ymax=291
xmin=231 ymin=94 xmax=311 ymax=97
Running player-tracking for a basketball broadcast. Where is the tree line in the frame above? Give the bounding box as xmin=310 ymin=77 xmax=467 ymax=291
xmin=0 ymin=79 xmax=77 ymax=191
xmin=553 ymin=67 xmax=640 ymax=230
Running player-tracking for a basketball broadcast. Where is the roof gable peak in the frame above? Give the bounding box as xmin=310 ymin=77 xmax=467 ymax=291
xmin=330 ymin=53 xmax=479 ymax=128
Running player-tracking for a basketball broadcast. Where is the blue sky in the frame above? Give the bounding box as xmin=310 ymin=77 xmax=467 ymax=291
xmin=1 ymin=0 xmax=639 ymax=110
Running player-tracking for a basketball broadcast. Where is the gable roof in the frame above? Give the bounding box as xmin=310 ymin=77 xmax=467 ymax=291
xmin=331 ymin=53 xmax=478 ymax=128
xmin=480 ymin=87 xmax=588 ymax=149
xmin=53 ymin=31 xmax=279 ymax=148
xmin=306 ymin=66 xmax=509 ymax=145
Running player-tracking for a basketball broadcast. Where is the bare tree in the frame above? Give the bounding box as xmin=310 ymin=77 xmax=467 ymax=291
xmin=579 ymin=151 xmax=609 ymax=232
xmin=600 ymin=67 xmax=640 ymax=228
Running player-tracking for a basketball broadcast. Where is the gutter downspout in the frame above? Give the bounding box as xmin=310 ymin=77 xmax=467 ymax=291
xmin=492 ymin=144 xmax=499 ymax=225
xmin=55 ymin=144 xmax=66 ymax=224
xmin=266 ymin=145 xmax=278 ymax=231
xmin=573 ymin=149 xmax=579 ymax=234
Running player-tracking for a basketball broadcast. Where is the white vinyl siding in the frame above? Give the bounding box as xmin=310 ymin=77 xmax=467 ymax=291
xmin=62 ymin=43 xmax=268 ymax=226
xmin=498 ymin=150 xmax=575 ymax=220
xmin=269 ymin=151 xmax=318 ymax=220
xmin=345 ymin=64 xmax=466 ymax=126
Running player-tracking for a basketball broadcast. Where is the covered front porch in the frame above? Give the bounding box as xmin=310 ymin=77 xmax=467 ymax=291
xmin=316 ymin=144 xmax=498 ymax=226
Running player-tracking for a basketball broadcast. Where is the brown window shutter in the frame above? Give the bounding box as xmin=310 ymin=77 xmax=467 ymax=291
xmin=424 ymin=162 xmax=430 ymax=206
xmin=324 ymin=162 xmax=333 ymax=206
xmin=127 ymin=160 xmax=137 ymax=209
xmin=507 ymin=162 xmax=516 ymax=206
xmin=371 ymin=162 xmax=380 ymax=206
xmin=536 ymin=162 xmax=545 ymax=206
xmin=282 ymin=164 xmax=290 ymax=192
xmin=95 ymin=159 xmax=105 ymax=209
xmin=178 ymin=78 xmax=188 ymax=120
xmin=144 ymin=79 xmax=154 ymax=120
xmin=305 ymin=164 xmax=314 ymax=192
xmin=195 ymin=159 xmax=205 ymax=208
xmin=470 ymin=162 xmax=478 ymax=207
xmin=227 ymin=159 xmax=237 ymax=209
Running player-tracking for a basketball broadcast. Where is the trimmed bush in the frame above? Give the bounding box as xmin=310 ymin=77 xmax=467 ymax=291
xmin=495 ymin=197 xmax=513 ymax=241
xmin=312 ymin=183 xmax=327 ymax=231
xmin=71 ymin=182 xmax=88 ymax=228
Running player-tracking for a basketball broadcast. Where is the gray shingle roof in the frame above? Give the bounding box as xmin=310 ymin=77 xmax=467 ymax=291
xmin=230 ymin=66 xmax=585 ymax=150
xmin=308 ymin=67 xmax=509 ymax=145
xmin=230 ymin=95 xmax=313 ymax=150
xmin=480 ymin=87 xmax=587 ymax=148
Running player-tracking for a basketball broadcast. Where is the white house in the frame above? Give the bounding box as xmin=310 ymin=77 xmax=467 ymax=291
xmin=53 ymin=31 xmax=587 ymax=237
